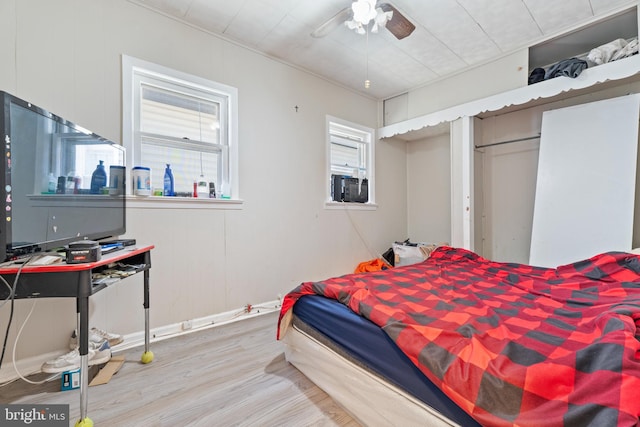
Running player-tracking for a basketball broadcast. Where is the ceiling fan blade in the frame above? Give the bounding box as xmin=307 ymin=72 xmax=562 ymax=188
xmin=311 ymin=6 xmax=352 ymax=38
xmin=378 ymin=3 xmax=415 ymax=40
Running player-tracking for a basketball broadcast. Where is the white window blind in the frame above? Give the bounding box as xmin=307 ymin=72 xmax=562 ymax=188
xmin=123 ymin=55 xmax=238 ymax=199
xmin=139 ymin=84 xmax=226 ymax=194
xmin=331 ymin=134 xmax=366 ymax=177
xmin=329 ymin=123 xmax=369 ymax=178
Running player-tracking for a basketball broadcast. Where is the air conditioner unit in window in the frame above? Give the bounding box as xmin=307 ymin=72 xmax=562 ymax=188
xmin=331 ymin=175 xmax=368 ymax=203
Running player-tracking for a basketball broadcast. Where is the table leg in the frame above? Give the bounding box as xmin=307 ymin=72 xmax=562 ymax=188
xmin=75 ymin=298 xmax=80 ymax=343
xmin=78 ymin=295 xmax=89 ymax=420
xmin=143 ymin=268 xmax=150 ymax=353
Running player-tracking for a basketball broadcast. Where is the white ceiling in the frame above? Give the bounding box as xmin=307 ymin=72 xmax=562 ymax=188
xmin=129 ymin=0 xmax=636 ymax=100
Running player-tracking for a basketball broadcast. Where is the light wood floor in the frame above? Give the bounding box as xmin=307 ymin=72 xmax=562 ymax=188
xmin=2 ymin=311 xmax=360 ymax=427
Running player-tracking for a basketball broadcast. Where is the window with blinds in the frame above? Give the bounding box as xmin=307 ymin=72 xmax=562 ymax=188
xmin=327 ymin=117 xmax=374 ymax=203
xmin=123 ymin=56 xmax=238 ymax=199
xmin=330 ymin=128 xmax=367 ymax=177
xmin=139 ymin=85 xmax=226 ymax=195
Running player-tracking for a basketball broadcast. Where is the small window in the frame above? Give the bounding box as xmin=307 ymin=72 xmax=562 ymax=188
xmin=327 ymin=116 xmax=374 ymax=204
xmin=122 ymin=56 xmax=238 ymax=199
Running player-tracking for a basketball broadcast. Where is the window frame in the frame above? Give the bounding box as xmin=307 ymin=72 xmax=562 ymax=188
xmin=122 ymin=55 xmax=239 ymax=202
xmin=325 ymin=115 xmax=376 ymax=209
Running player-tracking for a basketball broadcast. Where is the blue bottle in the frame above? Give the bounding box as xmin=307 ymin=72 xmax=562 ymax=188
xmin=90 ymin=160 xmax=107 ymax=194
xmin=163 ymin=164 xmax=174 ymax=196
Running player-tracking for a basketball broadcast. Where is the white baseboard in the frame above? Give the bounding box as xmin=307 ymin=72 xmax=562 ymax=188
xmin=0 ymin=299 xmax=281 ymax=385
xmin=111 ymin=299 xmax=281 ymax=352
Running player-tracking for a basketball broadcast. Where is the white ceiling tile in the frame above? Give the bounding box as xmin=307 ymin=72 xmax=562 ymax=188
xmin=185 ymin=0 xmax=246 ymax=34
xmin=366 ymin=36 xmax=438 ymax=83
xmin=257 ymin=15 xmax=316 ymax=58
xmin=287 ymin=0 xmax=351 ymax=29
xmin=590 ymin=0 xmax=637 ymax=15
xmin=523 ymin=0 xmax=593 ymax=34
xmin=223 ymin=0 xmax=289 ymax=47
xmin=399 ymin=0 xmax=502 ymax=65
xmin=457 ymin=0 xmax=542 ymax=52
xmin=390 ymin=27 xmax=467 ymax=77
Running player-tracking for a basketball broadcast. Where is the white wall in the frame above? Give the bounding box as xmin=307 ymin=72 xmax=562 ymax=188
xmin=385 ymin=50 xmax=529 ymax=125
xmin=406 ymin=133 xmax=451 ymax=244
xmin=478 ymin=113 xmax=540 ymax=263
xmin=0 ymin=0 xmax=408 ymax=375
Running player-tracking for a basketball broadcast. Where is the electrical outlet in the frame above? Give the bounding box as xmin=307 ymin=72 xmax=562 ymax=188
xmin=181 ymin=320 xmax=192 ymax=330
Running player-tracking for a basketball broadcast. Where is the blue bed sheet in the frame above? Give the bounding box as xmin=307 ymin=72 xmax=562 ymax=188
xmin=293 ymin=294 xmax=480 ymax=427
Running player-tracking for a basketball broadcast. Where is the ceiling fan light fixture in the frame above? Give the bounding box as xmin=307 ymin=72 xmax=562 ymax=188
xmin=313 ymin=2 xmax=414 ymax=41
xmin=351 ymin=0 xmax=377 ymax=25
xmin=371 ymin=7 xmax=393 ymax=33
xmin=345 ymin=0 xmax=392 ymax=35
xmin=345 ymin=19 xmax=365 ymax=34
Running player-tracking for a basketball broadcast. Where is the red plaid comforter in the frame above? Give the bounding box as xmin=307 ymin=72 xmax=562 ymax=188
xmin=277 ymin=246 xmax=640 ymax=426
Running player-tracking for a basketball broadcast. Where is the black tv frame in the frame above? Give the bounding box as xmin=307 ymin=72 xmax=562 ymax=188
xmin=0 ymin=91 xmax=126 ymax=261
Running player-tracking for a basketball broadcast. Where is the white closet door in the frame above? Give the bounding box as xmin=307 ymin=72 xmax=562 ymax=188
xmin=529 ymin=94 xmax=640 ymax=267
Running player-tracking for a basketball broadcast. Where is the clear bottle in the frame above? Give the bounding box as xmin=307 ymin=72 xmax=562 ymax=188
xmin=163 ymin=164 xmax=174 ymax=197
xmin=90 ymin=160 xmax=107 ymax=194
xmin=47 ymin=173 xmax=56 ymax=193
xmin=66 ymin=171 xmax=76 ymax=192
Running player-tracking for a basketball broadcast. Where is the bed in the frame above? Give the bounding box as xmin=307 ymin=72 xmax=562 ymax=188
xmin=277 ymin=246 xmax=640 ymax=426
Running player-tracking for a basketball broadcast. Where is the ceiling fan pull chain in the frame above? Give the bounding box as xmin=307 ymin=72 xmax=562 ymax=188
xmin=365 ymin=28 xmax=371 ymax=89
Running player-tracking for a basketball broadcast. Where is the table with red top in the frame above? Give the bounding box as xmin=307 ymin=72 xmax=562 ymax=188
xmin=0 ymin=244 xmax=154 ymax=427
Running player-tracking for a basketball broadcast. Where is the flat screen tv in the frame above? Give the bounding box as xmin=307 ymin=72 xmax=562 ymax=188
xmin=0 ymin=91 xmax=126 ymax=261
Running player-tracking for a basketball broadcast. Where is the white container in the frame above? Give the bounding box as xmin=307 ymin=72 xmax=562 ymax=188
xmin=131 ymin=166 xmax=151 ymax=196
xmin=196 ymin=176 xmax=209 ymax=198
xmin=109 ymin=165 xmax=125 ymax=195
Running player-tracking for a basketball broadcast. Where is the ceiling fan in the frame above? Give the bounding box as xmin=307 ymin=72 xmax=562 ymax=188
xmin=311 ymin=0 xmax=416 ymax=40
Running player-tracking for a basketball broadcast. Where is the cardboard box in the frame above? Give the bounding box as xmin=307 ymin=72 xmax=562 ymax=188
xmin=89 ymin=356 xmax=125 ymax=386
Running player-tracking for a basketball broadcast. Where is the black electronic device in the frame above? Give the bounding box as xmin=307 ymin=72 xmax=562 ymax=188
xmin=344 ymin=177 xmax=368 ymax=203
xmin=66 ymin=240 xmax=101 ymax=264
xmin=331 ymin=174 xmax=344 ymax=202
xmin=99 ymin=238 xmax=136 ymax=247
xmin=0 ymin=91 xmax=126 ymax=261
xmin=331 ymin=174 xmax=368 ymax=203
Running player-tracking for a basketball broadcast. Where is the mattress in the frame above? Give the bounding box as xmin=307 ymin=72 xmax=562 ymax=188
xmin=292 ymin=295 xmax=480 ymax=427
xmin=281 ymin=247 xmax=640 ymax=424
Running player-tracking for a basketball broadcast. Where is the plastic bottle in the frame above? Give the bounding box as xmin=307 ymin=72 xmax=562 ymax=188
xmin=47 ymin=173 xmax=56 ymax=193
xmin=196 ymin=175 xmax=208 ymax=198
xmin=66 ymin=171 xmax=76 ymax=192
xmin=90 ymin=160 xmax=107 ymax=194
xmin=163 ymin=164 xmax=174 ymax=197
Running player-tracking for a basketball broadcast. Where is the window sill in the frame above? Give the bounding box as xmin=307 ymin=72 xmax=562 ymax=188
xmin=324 ymin=201 xmax=378 ymax=211
xmin=126 ymin=195 xmax=244 ymax=210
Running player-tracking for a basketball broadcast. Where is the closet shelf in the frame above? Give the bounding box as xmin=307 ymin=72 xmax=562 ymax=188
xmin=379 ymin=54 xmax=640 ymax=141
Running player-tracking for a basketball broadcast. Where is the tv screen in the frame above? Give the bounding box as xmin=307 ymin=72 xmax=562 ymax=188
xmin=0 ymin=91 xmax=126 ymax=261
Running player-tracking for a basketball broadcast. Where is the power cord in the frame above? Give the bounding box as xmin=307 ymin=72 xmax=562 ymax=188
xmin=0 ymin=275 xmax=14 ymax=310
xmin=0 ymin=258 xmax=28 ymax=370
xmin=11 ymin=298 xmax=58 ymax=385
xmin=344 ymin=207 xmax=382 ymax=261
xmin=0 ymin=255 xmax=59 ymax=384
